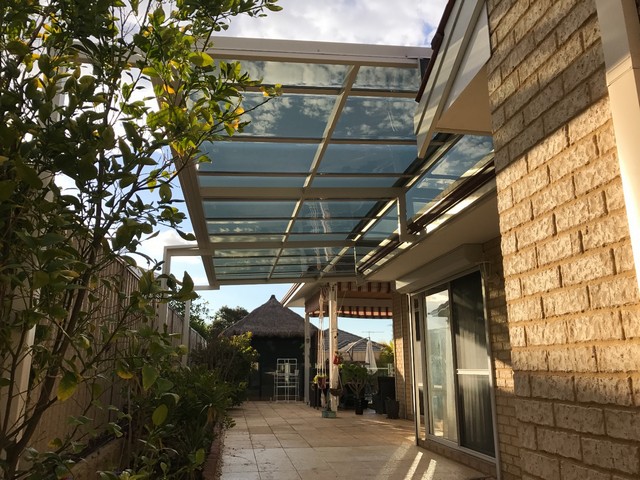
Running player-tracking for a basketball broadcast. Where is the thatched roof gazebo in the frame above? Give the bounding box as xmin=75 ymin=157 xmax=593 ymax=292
xmin=222 ymin=295 xmax=317 ymax=401
xmin=223 ymin=295 xmax=314 ymax=338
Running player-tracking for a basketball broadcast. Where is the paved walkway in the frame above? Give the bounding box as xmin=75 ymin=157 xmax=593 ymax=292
xmin=218 ymin=401 xmax=491 ymax=480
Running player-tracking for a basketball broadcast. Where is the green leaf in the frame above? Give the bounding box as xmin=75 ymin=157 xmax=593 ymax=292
xmin=33 ymin=271 xmax=50 ymax=289
xmin=195 ymin=448 xmax=205 ymax=465
xmin=159 ymin=182 xmax=172 ymax=202
xmin=7 ymin=40 xmax=29 ymax=56
xmin=142 ymin=364 xmax=158 ymax=391
xmin=0 ymin=378 xmax=11 ymax=387
xmin=156 ymin=377 xmax=174 ymax=393
xmin=14 ymin=159 xmax=43 ymax=189
xmin=57 ymin=371 xmax=78 ymax=401
xmin=152 ymin=404 xmax=168 ymax=426
xmin=189 ymin=52 xmax=214 ymax=67
xmin=0 ymin=180 xmax=16 ymax=201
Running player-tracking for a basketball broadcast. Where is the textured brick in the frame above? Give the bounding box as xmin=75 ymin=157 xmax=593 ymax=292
xmin=508 ymin=296 xmax=543 ymax=322
xmin=526 ymin=321 xmax=567 ymax=346
xmin=510 ymin=325 xmax=527 ymax=348
xmin=530 ymin=374 xmax=574 ymax=400
xmin=537 ymin=232 xmax=582 ymax=266
xmin=621 ymin=310 xmax=640 ymax=339
xmin=512 ymin=348 xmax=549 ymax=371
xmin=500 ymin=201 xmax=533 ymax=232
xmin=543 ymin=286 xmax=590 ymax=317
xmin=521 ymin=267 xmax=560 ymax=296
xmin=554 ymin=402 xmax=604 ymax=435
xmin=518 ymin=422 xmax=537 ymax=450
xmin=582 ymin=437 xmax=640 ymax=474
xmin=556 ymin=0 xmax=597 ymax=45
xmin=495 ymin=110 xmax=525 ymax=150
xmin=532 ymin=175 xmax=575 ymax=217
xmin=504 ymin=276 xmax=522 ymax=300
xmin=596 ymin=122 xmax=617 ymax=155
xmin=554 ymin=192 xmax=607 ymax=232
xmin=515 ymin=398 xmax=554 ymax=425
xmin=582 ymin=213 xmax=630 ymax=250
xmin=560 ymin=460 xmax=610 ymax=480
xmin=509 ymin=117 xmax=545 ymax=161
xmin=590 ymin=276 xmax=640 ymax=308
xmin=538 ymin=26 xmax=583 ymax=88
xmin=561 ymin=250 xmax=615 ymax=286
xmin=513 ymin=164 xmax=550 ymax=204
xmin=518 ymin=24 xmax=556 ymax=80
xmin=605 ymin=408 xmax=640 ymax=442
xmin=566 ymin=310 xmax=623 ymax=343
xmin=548 ymin=135 xmax=597 ymax=182
xmin=548 ymin=346 xmax=597 ymax=373
xmin=517 ymin=214 xmax=556 ymax=248
xmin=567 ymin=97 xmax=611 ymax=144
xmin=527 ymin=125 xmax=568 ymax=171
xmin=537 ymin=427 xmax=581 ymax=459
xmin=603 ymin=179 xmax=626 ymax=212
xmin=520 ymin=450 xmax=560 ymax=479
xmin=575 ymin=152 xmax=621 ymax=196
xmin=614 ymin=243 xmax=636 ymax=273
xmin=576 ymin=376 xmax=634 ymax=406
xmin=563 ymin=42 xmax=604 ymax=94
xmin=543 ymin=82 xmax=591 ymax=136
xmin=596 ymin=343 xmax=640 ymax=373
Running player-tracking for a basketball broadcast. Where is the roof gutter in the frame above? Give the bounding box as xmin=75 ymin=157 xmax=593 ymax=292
xmin=415 ymin=0 xmax=456 ymax=103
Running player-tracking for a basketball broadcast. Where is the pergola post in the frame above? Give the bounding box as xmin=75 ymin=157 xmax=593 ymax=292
xmin=304 ymin=312 xmax=310 ymax=404
xmin=328 ymin=283 xmax=339 ymax=412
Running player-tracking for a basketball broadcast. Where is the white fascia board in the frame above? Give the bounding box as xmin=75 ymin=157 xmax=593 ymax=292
xmin=444 ymin=2 xmax=490 ymax=112
xmin=414 ymin=0 xmax=488 ymax=158
xmin=207 ymin=36 xmax=431 ymax=66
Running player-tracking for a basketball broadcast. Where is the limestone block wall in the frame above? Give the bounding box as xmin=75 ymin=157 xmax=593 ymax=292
xmin=487 ymin=0 xmax=640 ymax=479
xmin=392 ymin=292 xmax=413 ymax=420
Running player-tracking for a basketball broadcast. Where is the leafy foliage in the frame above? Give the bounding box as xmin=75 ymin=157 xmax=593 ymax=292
xmin=0 ymin=0 xmax=281 ymax=477
xmin=190 ymin=332 xmax=258 ymax=405
xmin=210 ymin=305 xmax=249 ymax=336
xmin=170 ymin=299 xmax=214 ymax=339
xmin=340 ymin=362 xmax=374 ymax=398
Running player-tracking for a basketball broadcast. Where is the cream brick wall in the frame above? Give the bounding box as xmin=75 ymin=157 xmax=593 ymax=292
xmin=392 ymin=292 xmax=413 ymax=420
xmin=487 ymin=0 xmax=640 ymax=479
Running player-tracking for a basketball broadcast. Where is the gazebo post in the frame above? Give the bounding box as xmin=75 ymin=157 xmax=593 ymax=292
xmin=304 ymin=312 xmax=310 ymax=404
xmin=328 ymin=283 xmax=339 ymax=412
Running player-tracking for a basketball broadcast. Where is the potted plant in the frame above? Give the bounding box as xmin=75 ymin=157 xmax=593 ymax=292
xmin=340 ymin=362 xmax=373 ymax=415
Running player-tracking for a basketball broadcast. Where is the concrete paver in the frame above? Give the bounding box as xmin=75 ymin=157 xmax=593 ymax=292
xmin=218 ymin=402 xmax=493 ymax=480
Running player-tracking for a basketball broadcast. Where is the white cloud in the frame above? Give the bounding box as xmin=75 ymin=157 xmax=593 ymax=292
xmin=222 ymin=0 xmax=448 ymax=46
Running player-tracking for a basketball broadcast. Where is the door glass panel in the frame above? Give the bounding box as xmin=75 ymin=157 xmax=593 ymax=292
xmin=425 ymin=288 xmax=458 ymax=443
xmin=451 ymin=271 xmax=495 ymax=456
xmin=411 ymin=297 xmax=426 ymax=441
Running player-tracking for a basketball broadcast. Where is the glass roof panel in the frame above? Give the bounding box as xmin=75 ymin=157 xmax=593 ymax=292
xmin=332 ymin=97 xmax=416 ymax=140
xmin=406 ymin=135 xmax=494 ymax=219
xmin=239 ymin=60 xmax=348 ymax=88
xmin=241 ymin=92 xmax=336 ymax=138
xmin=209 ymin=234 xmax=284 ymax=243
xmin=199 ymin=175 xmax=305 ymax=188
xmin=198 ymin=142 xmax=317 ymax=173
xmin=207 ymin=220 xmax=289 ymax=234
xmin=214 ymin=249 xmax=280 ymax=258
xmin=299 ymin=200 xmax=377 ymax=218
xmin=204 ymin=201 xmax=296 ymax=219
xmin=214 ymin=257 xmax=275 ymax=267
xmin=216 ymin=265 xmax=273 ymax=274
xmin=311 ymin=176 xmax=400 ymax=188
xmin=353 ymin=66 xmax=421 ymax=91
xmin=280 ymin=247 xmax=342 ymax=257
xmin=286 ymin=233 xmax=349 ymax=242
xmin=362 ymin=209 xmax=399 ymax=241
xmin=319 ymin=144 xmax=417 ymax=174
xmin=291 ymin=218 xmax=361 ymax=233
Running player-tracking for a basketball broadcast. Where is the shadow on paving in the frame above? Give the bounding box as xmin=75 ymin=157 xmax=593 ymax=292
xmin=210 ymin=401 xmax=496 ymax=480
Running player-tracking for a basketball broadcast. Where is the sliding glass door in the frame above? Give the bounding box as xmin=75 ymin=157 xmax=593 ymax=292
xmin=417 ymin=271 xmax=495 ymax=457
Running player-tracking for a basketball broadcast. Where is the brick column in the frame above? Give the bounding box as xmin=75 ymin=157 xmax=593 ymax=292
xmin=487 ymin=1 xmax=640 ymax=479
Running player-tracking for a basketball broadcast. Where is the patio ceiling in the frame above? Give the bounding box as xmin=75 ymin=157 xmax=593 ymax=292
xmin=169 ymin=38 xmax=495 ymax=292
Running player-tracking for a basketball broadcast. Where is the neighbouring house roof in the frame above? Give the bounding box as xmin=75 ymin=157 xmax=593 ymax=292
xmin=322 ymin=328 xmax=384 ymax=353
xmin=222 ymin=294 xmax=318 ymax=338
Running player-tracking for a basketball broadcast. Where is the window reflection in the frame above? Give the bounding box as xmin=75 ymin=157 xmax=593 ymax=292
xmin=406 ymin=136 xmax=493 ymax=220
xmin=333 ymin=97 xmax=416 ymax=140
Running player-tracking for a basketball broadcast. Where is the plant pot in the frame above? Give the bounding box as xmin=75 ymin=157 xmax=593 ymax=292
xmin=354 ymin=397 xmax=366 ymax=415
xmin=385 ymin=398 xmax=399 ymax=419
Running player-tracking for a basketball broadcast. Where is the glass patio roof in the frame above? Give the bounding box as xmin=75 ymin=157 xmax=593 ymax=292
xmin=172 ymin=38 xmax=495 ymax=288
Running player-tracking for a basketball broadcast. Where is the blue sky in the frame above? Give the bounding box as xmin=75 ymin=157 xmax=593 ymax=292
xmin=139 ymin=0 xmax=448 ymax=343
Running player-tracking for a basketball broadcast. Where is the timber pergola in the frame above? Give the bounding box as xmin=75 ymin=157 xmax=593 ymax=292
xmin=163 ymin=37 xmax=497 ymax=406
